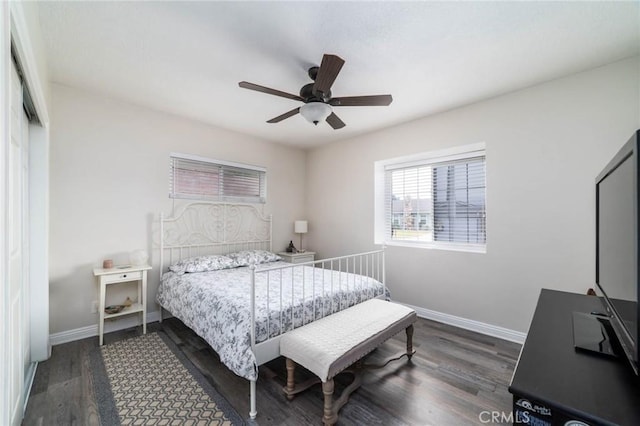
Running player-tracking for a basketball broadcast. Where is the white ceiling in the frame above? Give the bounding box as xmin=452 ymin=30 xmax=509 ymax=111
xmin=37 ymin=1 xmax=639 ymax=149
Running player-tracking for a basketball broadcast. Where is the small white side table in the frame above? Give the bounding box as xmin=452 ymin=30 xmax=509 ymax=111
xmin=93 ymin=264 xmax=152 ymax=345
xmin=278 ymin=251 xmax=316 ymax=264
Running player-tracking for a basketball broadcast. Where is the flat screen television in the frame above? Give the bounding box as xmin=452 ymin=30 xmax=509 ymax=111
xmin=575 ymin=130 xmax=640 ymax=375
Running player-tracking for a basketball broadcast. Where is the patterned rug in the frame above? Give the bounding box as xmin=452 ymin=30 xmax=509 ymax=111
xmin=89 ymin=332 xmax=244 ymax=426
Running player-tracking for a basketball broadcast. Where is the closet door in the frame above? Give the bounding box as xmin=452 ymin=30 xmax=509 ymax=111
xmin=8 ymin=57 xmax=27 ymax=426
xmin=21 ymin=104 xmax=30 ymax=389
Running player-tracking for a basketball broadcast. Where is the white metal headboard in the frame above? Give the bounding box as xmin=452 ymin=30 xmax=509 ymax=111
xmin=159 ymin=202 xmax=272 ymax=278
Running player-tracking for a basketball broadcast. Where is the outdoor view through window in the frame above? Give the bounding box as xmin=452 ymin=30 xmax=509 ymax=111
xmin=388 ymin=157 xmax=486 ymax=247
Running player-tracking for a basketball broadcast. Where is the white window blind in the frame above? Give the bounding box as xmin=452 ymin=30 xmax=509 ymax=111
xmin=375 ymin=144 xmax=486 ymax=252
xmin=169 ymin=153 xmax=266 ymax=203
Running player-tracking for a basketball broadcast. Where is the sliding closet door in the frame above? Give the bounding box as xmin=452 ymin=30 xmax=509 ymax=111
xmin=8 ymin=57 xmax=28 ymax=426
xmin=21 ymin=106 xmax=30 ymax=391
xmin=2 ymin=5 xmax=49 ymax=423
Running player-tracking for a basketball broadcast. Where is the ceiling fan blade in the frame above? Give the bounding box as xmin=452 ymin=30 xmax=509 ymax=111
xmin=326 ymin=112 xmax=346 ymax=129
xmin=239 ymin=81 xmax=304 ymax=102
xmin=329 ymin=94 xmax=393 ymax=107
xmin=267 ymin=107 xmax=300 ymax=123
xmin=313 ymin=54 xmax=345 ymax=96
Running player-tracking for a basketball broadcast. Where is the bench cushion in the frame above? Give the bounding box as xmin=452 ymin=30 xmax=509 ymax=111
xmin=280 ymin=299 xmax=416 ymax=382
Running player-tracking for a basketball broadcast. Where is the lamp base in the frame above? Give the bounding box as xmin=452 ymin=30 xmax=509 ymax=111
xmin=298 ymin=234 xmax=306 ymax=254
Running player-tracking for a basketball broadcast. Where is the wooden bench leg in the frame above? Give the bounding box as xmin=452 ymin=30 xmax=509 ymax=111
xmin=406 ymin=324 xmax=415 ymax=360
xmin=285 ymin=358 xmax=296 ymax=401
xmin=283 ymin=358 xmax=321 ymax=400
xmin=322 ymin=379 xmax=337 ymax=426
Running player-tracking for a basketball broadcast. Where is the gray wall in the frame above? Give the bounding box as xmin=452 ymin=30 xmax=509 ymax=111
xmin=305 ymin=57 xmax=640 ymax=333
xmin=49 ymin=84 xmax=307 ymax=334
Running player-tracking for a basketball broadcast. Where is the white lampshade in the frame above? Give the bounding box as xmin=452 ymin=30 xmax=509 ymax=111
xmin=299 ymin=102 xmax=331 ymax=125
xmin=294 ymin=220 xmax=308 ymax=234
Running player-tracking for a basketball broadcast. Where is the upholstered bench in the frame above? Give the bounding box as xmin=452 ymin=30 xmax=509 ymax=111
xmin=280 ymin=299 xmax=417 ymax=425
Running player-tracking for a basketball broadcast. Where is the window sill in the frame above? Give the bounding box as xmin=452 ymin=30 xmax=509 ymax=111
xmin=382 ymin=240 xmax=486 ymax=254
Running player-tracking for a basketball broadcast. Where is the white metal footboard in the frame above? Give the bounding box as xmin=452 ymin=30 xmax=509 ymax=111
xmin=247 ymin=250 xmax=386 ymax=418
xmin=250 ymin=250 xmax=387 ymax=362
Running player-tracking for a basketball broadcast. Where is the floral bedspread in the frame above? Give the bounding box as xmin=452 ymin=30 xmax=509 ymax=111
xmin=156 ymin=262 xmax=387 ymax=380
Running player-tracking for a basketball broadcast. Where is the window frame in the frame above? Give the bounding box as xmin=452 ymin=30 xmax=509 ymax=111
xmin=374 ymin=142 xmax=486 ymax=253
xmin=169 ymin=152 xmax=267 ymax=204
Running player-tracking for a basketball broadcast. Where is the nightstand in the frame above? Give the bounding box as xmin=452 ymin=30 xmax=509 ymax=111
xmin=93 ymin=264 xmax=152 ymax=345
xmin=278 ymin=251 xmax=316 ymax=264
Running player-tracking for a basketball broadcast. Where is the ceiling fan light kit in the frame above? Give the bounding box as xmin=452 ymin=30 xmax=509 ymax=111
xmin=239 ymin=54 xmax=392 ymax=129
xmin=300 ymin=102 xmax=332 ymax=125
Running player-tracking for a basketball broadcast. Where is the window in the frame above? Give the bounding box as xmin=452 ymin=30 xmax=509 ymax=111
xmin=374 ymin=143 xmax=486 ymax=252
xmin=169 ymin=153 xmax=266 ymax=203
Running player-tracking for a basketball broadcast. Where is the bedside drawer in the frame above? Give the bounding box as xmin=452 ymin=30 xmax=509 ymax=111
xmin=278 ymin=251 xmax=316 ymax=264
xmin=290 ymin=254 xmax=314 ymax=264
xmin=102 ymin=270 xmax=142 ymax=284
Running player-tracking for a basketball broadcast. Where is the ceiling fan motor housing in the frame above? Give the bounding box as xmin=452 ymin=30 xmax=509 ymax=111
xmin=300 ymin=83 xmax=331 ymax=103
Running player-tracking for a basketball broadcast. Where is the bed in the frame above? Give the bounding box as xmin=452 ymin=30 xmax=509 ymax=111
xmin=156 ymin=202 xmax=387 ymax=419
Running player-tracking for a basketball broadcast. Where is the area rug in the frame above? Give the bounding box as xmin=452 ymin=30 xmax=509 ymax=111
xmin=89 ymin=331 xmax=245 ymax=426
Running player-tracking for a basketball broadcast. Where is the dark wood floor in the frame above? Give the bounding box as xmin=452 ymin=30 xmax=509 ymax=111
xmin=23 ymin=317 xmax=521 ymax=425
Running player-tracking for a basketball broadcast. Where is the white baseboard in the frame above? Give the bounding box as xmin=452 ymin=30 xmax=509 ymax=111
xmin=50 ymin=310 xmax=161 ymax=346
xmin=50 ymin=306 xmax=525 ymax=347
xmin=398 ymin=302 xmax=527 ymax=344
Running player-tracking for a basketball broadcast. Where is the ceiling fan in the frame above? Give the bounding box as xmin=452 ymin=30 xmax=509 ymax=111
xmin=239 ymin=54 xmax=392 ymax=129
